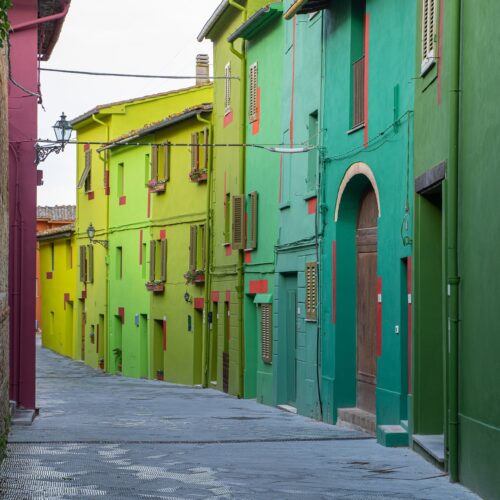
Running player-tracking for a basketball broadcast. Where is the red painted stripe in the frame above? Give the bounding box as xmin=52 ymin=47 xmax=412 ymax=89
xmin=119 ymin=195 xmax=126 ymax=206
xmin=223 ymin=111 xmax=233 ymax=128
xmin=226 ymin=290 xmax=231 ymax=303
xmin=407 ymin=257 xmax=412 ymax=393
xmin=160 ymin=229 xmax=166 ymax=241
xmin=46 ymin=272 xmax=53 ymax=280
xmin=211 ymin=291 xmax=220 ymax=303
xmin=118 ymin=307 xmax=125 ymax=324
xmin=194 ymin=298 xmax=204 ymax=310
xmin=139 ymin=230 xmax=143 ymax=264
xmin=84 ymin=143 xmax=90 ymax=152
xmin=225 ymin=244 xmax=232 ymax=257
xmin=244 ymin=250 xmax=252 ymax=264
xmin=163 ymin=319 xmax=167 ymax=351
xmin=290 ymin=16 xmax=297 ymax=146
xmin=437 ymin=0 xmax=444 ymax=105
xmin=249 ymin=280 xmax=268 ymax=294
xmin=363 ymin=13 xmax=370 ymax=148
xmin=332 ymin=241 xmax=337 ymax=324
xmin=376 ymin=277 xmax=382 ymax=357
xmin=252 ymin=87 xmax=261 ymax=135
xmin=87 ymin=191 xmax=95 ymax=201
xmin=307 ymin=197 xmax=317 ymax=215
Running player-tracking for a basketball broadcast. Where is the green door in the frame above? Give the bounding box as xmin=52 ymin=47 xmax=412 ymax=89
xmin=139 ymin=314 xmax=148 ymax=379
xmin=285 ymin=275 xmax=298 ymax=406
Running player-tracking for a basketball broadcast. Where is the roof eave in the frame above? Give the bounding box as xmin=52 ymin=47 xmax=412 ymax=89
xmin=227 ymin=3 xmax=282 ymax=43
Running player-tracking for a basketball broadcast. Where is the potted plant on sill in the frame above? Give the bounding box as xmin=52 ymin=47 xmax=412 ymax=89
xmin=145 ymin=280 xmax=165 ymax=293
xmin=98 ymin=357 xmax=105 ymax=370
xmin=156 ymin=369 xmax=164 ymax=381
xmin=112 ymin=348 xmax=122 ymax=373
xmin=189 ymin=168 xmax=208 ymax=183
xmin=183 ymin=270 xmax=205 ymax=285
xmin=148 ymin=178 xmax=167 ymax=193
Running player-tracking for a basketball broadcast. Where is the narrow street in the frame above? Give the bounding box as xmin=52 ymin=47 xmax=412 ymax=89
xmin=0 ymin=340 xmax=477 ymax=499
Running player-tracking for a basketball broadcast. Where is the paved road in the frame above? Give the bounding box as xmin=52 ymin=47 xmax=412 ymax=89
xmin=0 ymin=341 xmax=478 ymax=499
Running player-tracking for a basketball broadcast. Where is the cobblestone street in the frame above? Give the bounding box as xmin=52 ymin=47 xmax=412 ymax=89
xmin=0 ymin=341 xmax=478 ymax=499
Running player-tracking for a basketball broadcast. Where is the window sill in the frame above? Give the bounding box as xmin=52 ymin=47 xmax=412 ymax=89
xmin=279 ymin=201 xmax=291 ymax=210
xmin=347 ymin=123 xmax=365 ymax=135
xmin=305 ymin=318 xmax=318 ymax=323
xmin=420 ymin=58 xmax=436 ymax=78
xmin=303 ymin=191 xmax=317 ymax=201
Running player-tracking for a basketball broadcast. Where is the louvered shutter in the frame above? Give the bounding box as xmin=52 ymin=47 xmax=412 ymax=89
xmin=160 ymin=239 xmax=167 ymax=282
xmin=191 ymin=133 xmax=199 ymax=173
xmin=305 ymin=262 xmax=317 ymax=321
xmin=88 ymin=244 xmax=94 ymax=284
xmin=200 ymin=224 xmax=206 ymax=271
xmin=203 ymin=128 xmax=209 ymax=170
xmin=249 ymin=63 xmax=258 ymax=123
xmin=249 ymin=191 xmax=258 ymax=250
xmin=163 ymin=142 xmax=171 ymax=181
xmin=79 ymin=245 xmax=87 ymax=282
xmin=422 ymin=0 xmax=436 ymax=67
xmin=149 ymin=241 xmax=156 ymax=281
xmin=151 ymin=145 xmax=159 ymax=181
xmin=189 ymin=225 xmax=198 ymax=272
xmin=353 ymin=56 xmax=365 ymax=128
xmin=232 ymin=195 xmax=246 ymax=250
xmin=224 ymin=63 xmax=231 ymax=114
xmin=261 ymin=304 xmax=272 ymax=364
xmin=81 ymin=150 xmax=92 ymax=192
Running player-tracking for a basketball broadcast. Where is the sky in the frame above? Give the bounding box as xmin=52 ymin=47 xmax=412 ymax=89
xmin=37 ymin=0 xmax=221 ymax=207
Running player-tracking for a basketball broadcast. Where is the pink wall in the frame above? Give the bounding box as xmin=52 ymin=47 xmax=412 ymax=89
xmin=8 ymin=0 xmax=40 ymax=410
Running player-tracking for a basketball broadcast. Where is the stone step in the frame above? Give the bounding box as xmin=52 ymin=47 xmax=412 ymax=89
xmin=337 ymin=407 xmax=376 ymax=435
xmin=378 ymin=424 xmax=409 ymax=447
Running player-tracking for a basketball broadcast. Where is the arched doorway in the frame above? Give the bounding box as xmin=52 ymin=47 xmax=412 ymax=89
xmin=355 ymin=188 xmax=378 ymax=414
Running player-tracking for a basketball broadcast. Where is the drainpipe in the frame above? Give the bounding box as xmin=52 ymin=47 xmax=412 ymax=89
xmin=228 ymin=0 xmax=246 ymax=17
xmin=447 ymin=0 xmax=462 ymax=483
xmin=9 ymin=1 xmax=71 ymax=33
xmin=91 ymin=113 xmax=111 ymax=371
xmin=196 ymin=112 xmax=213 ymax=387
xmin=229 ymin=32 xmax=246 ymax=396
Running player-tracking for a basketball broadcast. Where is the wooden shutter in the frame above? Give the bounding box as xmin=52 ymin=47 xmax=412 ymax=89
xmin=224 ymin=63 xmax=231 ymax=114
xmin=353 ymin=56 xmax=365 ymax=128
xmin=149 ymin=240 xmax=156 ymax=281
xmin=261 ymin=304 xmax=272 ymax=364
xmin=163 ymin=142 xmax=171 ymax=181
xmin=249 ymin=63 xmax=258 ymax=123
xmin=203 ymin=128 xmax=209 ymax=170
xmin=422 ymin=0 xmax=436 ymax=65
xmin=200 ymin=224 xmax=206 ymax=271
xmin=232 ymin=194 xmax=246 ymax=250
xmin=151 ymin=145 xmax=159 ymax=181
xmin=249 ymin=191 xmax=258 ymax=250
xmin=88 ymin=244 xmax=94 ymax=284
xmin=79 ymin=245 xmax=87 ymax=282
xmin=305 ymin=262 xmax=317 ymax=321
xmin=189 ymin=225 xmax=197 ymax=272
xmin=160 ymin=239 xmax=167 ymax=282
xmin=83 ymin=150 xmax=92 ymax=192
xmin=191 ymin=133 xmax=199 ymax=173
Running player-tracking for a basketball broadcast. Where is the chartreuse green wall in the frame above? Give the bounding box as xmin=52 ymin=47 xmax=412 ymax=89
xmin=72 ymin=86 xmax=213 ymax=373
xmin=238 ymin=6 xmax=283 ymax=403
xmin=202 ymin=0 xmax=269 ymax=397
xmin=39 ymin=234 xmax=76 ymax=359
xmin=273 ymin=3 xmax=323 ymax=418
xmin=414 ymin=1 xmax=500 ymax=496
xmin=320 ymin=0 xmax=415 ymax=442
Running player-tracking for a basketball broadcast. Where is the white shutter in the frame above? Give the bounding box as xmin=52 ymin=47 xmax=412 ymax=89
xmin=249 ymin=63 xmax=258 ymax=123
xmin=224 ymin=63 xmax=231 ymax=115
xmin=421 ymin=0 xmax=436 ymax=73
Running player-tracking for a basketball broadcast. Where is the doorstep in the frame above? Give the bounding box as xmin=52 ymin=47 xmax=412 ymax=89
xmin=337 ymin=407 xmax=376 ymax=436
xmin=377 ymin=424 xmax=409 ymax=447
xmin=413 ymin=434 xmax=445 ymax=468
xmin=277 ymin=404 xmax=297 ymax=414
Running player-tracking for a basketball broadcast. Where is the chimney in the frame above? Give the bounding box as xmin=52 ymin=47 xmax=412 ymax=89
xmin=196 ymin=54 xmax=210 ymax=86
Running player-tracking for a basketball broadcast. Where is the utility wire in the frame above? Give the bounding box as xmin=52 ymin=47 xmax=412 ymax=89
xmin=39 ymin=67 xmax=240 ymax=80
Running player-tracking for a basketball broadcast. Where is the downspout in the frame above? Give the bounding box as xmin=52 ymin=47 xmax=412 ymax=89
xmin=447 ymin=0 xmax=462 ymax=483
xmin=91 ymin=113 xmax=110 ymax=371
xmin=196 ymin=111 xmax=213 ymax=387
xmin=229 ymin=34 xmax=246 ymax=397
xmin=9 ymin=1 xmax=71 ymax=33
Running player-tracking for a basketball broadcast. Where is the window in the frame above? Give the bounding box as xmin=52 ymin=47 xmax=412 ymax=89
xmin=160 ymin=239 xmax=167 ymax=282
xmin=261 ymin=304 xmax=272 ymax=364
xmin=191 ymin=132 xmax=200 ymax=174
xmin=305 ymin=262 xmax=318 ymax=321
xmin=149 ymin=239 xmax=167 ymax=282
xmin=50 ymin=243 xmax=55 ymax=272
xmin=421 ymin=0 xmax=436 ymax=74
xmin=66 ymin=240 xmax=72 ymax=270
xmin=87 ymin=244 xmax=94 ymax=283
xmin=225 ymin=192 xmax=231 ymax=243
xmin=307 ymin=111 xmax=319 ymax=191
xmin=200 ymin=224 xmax=206 ymax=271
xmin=232 ymin=194 xmax=246 ymax=250
xmin=79 ymin=245 xmax=87 ymax=283
xmin=351 ymin=0 xmax=366 ymax=129
xmin=248 ymin=191 xmax=258 ymax=250
xmin=162 ymin=143 xmax=171 ymax=181
xmin=84 ymin=150 xmax=92 ymax=193
xmin=224 ymin=63 xmax=231 ymax=115
xmin=144 ymin=154 xmax=150 ymax=185
xmin=118 ymin=162 xmax=125 ymax=197
xmin=141 ymin=242 xmax=147 ymax=279
xmin=189 ymin=225 xmax=197 ymax=272
xmin=151 ymin=146 xmax=158 ymax=182
xmin=149 ymin=241 xmax=156 ymax=282
xmin=249 ymin=63 xmax=258 ymax=123
xmin=116 ymin=247 xmax=123 ymax=280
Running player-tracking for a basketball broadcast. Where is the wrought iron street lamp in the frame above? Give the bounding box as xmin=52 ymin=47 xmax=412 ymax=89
xmin=86 ymin=223 xmax=108 ymax=249
xmin=35 ymin=112 xmax=73 ymax=164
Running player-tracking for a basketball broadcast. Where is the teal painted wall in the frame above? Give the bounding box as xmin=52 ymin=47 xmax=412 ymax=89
xmin=273 ymin=4 xmax=324 ymax=419
xmin=243 ymin=11 xmax=283 ymax=404
xmin=320 ymin=0 xmax=416 ymax=438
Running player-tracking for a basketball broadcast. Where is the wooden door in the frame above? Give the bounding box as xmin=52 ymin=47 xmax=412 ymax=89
xmin=356 ymin=188 xmax=378 ymax=414
xmin=222 ymin=302 xmax=229 ymax=393
xmin=285 ymin=275 xmax=298 ymax=406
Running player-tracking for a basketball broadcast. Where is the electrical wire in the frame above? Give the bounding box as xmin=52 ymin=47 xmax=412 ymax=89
xmin=7 ymin=37 xmax=42 ymax=101
xmin=39 ymin=67 xmax=240 ymax=80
